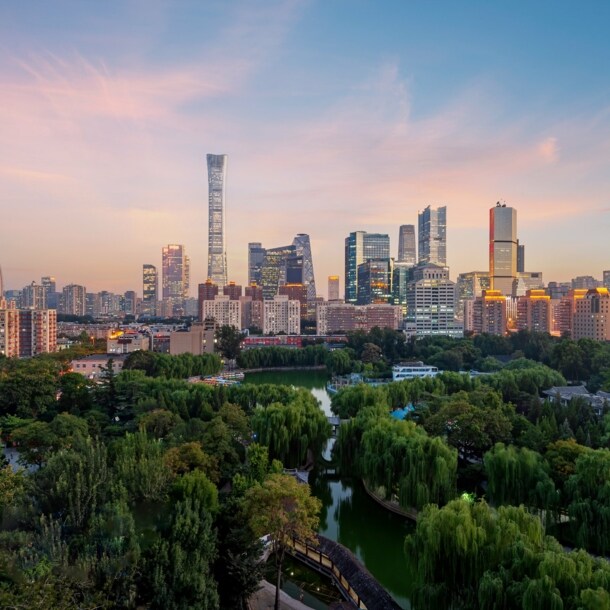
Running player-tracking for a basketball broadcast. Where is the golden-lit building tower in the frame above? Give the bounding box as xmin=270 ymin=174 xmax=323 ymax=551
xmin=471 ymin=290 xmax=507 ymax=335
xmin=573 ymin=287 xmax=610 ymax=340
xmin=517 ymin=289 xmax=551 ymax=333
xmin=555 ymin=289 xmax=588 ymax=336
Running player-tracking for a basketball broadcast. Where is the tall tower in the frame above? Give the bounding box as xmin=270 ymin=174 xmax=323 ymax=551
xmin=292 ymin=234 xmax=317 ymax=313
xmin=397 ymin=225 xmax=416 ymax=265
xmin=248 ymin=242 xmax=266 ymax=285
xmin=489 ymin=203 xmax=518 ymax=295
xmin=162 ymin=245 xmax=188 ymax=299
xmin=418 ymin=206 xmax=447 ymax=265
xmin=207 ymin=154 xmax=228 ymax=286
xmin=344 ymin=231 xmax=390 ymax=304
xmin=142 ymin=264 xmax=158 ymax=316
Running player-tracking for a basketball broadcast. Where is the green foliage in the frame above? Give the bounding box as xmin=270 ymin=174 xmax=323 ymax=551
xmin=406 ymin=498 xmax=610 ymax=610
xmin=251 ymin=390 xmax=330 ymax=467
xmin=123 ymin=351 xmax=222 ymax=379
xmin=216 ymin=325 xmax=243 ymax=360
xmin=484 ymin=443 xmax=558 ymax=513
xmin=236 ymin=344 xmax=328 ymax=369
xmin=112 ymin=431 xmax=172 ymax=502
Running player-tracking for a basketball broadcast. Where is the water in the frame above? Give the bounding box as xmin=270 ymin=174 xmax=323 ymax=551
xmin=245 ymin=371 xmax=414 ymax=609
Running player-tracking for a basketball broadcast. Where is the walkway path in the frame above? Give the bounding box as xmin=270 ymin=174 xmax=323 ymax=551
xmin=248 ymin=579 xmax=316 ymax=610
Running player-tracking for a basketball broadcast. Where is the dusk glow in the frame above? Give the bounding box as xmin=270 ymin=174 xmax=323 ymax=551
xmin=2 ymin=1 xmax=610 ymax=295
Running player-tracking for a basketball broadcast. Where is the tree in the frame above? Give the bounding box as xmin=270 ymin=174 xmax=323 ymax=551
xmin=244 ymin=473 xmax=321 ymax=610
xmin=216 ymin=325 xmax=243 ymax=361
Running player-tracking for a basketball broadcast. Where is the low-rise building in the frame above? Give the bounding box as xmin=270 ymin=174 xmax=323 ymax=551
xmin=71 ymin=354 xmax=128 ymax=378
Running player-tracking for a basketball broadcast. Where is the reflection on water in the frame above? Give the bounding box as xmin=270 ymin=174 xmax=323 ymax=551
xmin=245 ymin=371 xmax=414 ymax=609
xmin=311 ymin=473 xmax=414 ymax=610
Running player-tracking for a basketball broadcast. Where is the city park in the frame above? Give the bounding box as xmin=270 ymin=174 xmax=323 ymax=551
xmin=0 ymin=327 xmax=609 ymax=608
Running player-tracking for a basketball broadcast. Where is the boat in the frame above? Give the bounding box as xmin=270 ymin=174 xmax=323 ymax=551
xmin=392 ymin=362 xmax=439 ymax=381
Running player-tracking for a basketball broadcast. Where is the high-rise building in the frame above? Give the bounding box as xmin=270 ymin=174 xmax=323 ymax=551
xmin=207 ymin=154 xmax=228 ymax=286
xmin=489 ymin=203 xmax=518 ymax=295
xmin=555 ymin=289 xmax=587 ymax=337
xmin=223 ymin=282 xmax=242 ymax=300
xmin=198 ymin=280 xmax=219 ymax=321
xmin=573 ymin=288 xmax=610 ymax=341
xmin=456 ymin=271 xmax=490 ymax=322
xmin=279 ymin=283 xmax=308 ymax=320
xmin=517 ymin=289 xmax=551 ymax=333
xmin=202 ymin=295 xmax=241 ymax=329
xmin=263 ymin=295 xmax=300 ymax=335
xmin=357 ymin=259 xmax=392 ymax=305
xmin=292 ymin=234 xmax=317 ymax=315
xmin=248 ymin=242 xmax=266 ymax=286
xmin=328 ymin=276 xmax=340 ymax=301
xmin=405 ymin=264 xmax=462 ymax=338
xmin=162 ymin=244 xmax=188 ymax=304
xmin=21 ymin=282 xmax=46 ymax=309
xmin=344 ymin=231 xmax=390 ymax=304
xmin=61 ymin=284 xmax=87 ymax=316
xmin=41 ymin=276 xmax=58 ymax=309
xmin=418 ymin=206 xmax=447 ymax=265
xmin=468 ymin=290 xmax=507 ymax=335
xmin=603 ymin=270 xmax=610 ymax=290
xmin=260 ymin=245 xmax=297 ymax=300
xmin=397 ymin=225 xmax=417 ymax=265
xmin=0 ymin=309 xmax=19 ymax=356
xmin=245 ymin=283 xmax=263 ymax=301
xmin=517 ymin=242 xmax=525 ymax=274
xmin=571 ymin=275 xmax=600 ymax=290
xmin=142 ymin=264 xmax=158 ymax=317
xmin=19 ymin=309 xmax=57 ymax=356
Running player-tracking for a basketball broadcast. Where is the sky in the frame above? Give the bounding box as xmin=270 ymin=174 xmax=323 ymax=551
xmin=1 ymin=0 xmax=610 ymax=297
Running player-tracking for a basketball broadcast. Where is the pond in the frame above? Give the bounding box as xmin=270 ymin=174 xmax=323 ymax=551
xmin=245 ymin=370 xmax=414 ymax=609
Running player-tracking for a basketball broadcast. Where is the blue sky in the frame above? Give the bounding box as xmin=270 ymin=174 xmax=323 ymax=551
xmin=1 ymin=1 xmax=609 ymax=295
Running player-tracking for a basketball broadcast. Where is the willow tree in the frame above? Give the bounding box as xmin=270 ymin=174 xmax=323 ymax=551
xmin=484 ymin=443 xmax=557 ymax=515
xmin=359 ymin=417 xmax=457 ymax=511
xmin=566 ymin=447 xmax=610 ymax=554
xmin=251 ymin=391 xmax=330 ymax=467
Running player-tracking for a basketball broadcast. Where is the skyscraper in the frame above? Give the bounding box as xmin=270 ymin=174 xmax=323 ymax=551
xmin=344 ymin=231 xmax=390 ymax=304
xmin=207 ymin=154 xmax=228 ymax=286
xmin=328 ymin=276 xmax=340 ymax=301
xmin=162 ymin=244 xmax=189 ymax=315
xmin=61 ymin=284 xmax=87 ymax=316
xmin=260 ymin=245 xmax=297 ymax=300
xmin=397 ymin=225 xmax=417 ymax=265
xmin=248 ymin=242 xmax=266 ymax=285
xmin=292 ymin=234 xmax=317 ymax=313
xmin=489 ymin=203 xmax=518 ymax=295
xmin=418 ymin=206 xmax=447 ymax=265
xmin=142 ymin=264 xmax=158 ymax=316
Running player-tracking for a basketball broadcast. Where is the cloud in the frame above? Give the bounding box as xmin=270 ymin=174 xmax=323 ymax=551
xmin=537 ymin=136 xmax=559 ymax=163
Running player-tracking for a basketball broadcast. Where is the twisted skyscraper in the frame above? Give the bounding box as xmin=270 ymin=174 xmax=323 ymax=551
xmin=207 ymin=154 xmax=228 ymax=286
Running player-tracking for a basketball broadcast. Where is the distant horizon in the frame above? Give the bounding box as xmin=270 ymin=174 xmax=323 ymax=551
xmin=2 ymin=1 xmax=609 ymax=296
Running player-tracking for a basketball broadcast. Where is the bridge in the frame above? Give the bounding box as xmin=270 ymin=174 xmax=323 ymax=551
xmin=287 ymin=534 xmax=402 ymax=610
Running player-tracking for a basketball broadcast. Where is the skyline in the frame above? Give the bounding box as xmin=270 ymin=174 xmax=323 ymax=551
xmin=2 ymin=1 xmax=610 ymax=295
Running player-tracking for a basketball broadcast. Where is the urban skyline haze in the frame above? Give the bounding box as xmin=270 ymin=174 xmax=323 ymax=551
xmin=2 ymin=1 xmax=610 ymax=295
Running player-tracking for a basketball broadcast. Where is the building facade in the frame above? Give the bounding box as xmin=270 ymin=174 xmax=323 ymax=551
xmin=317 ymin=302 xmax=402 ymax=334
xmin=142 ymin=264 xmax=158 ymax=317
xmin=418 ymin=206 xmax=447 ymax=266
xmin=61 ymin=284 xmax=87 ymax=316
xmin=344 ymin=231 xmax=390 ymax=304
xmin=202 ymin=295 xmax=242 ymax=329
xmin=405 ymin=263 xmax=462 ymax=338
xmin=489 ymin=203 xmax=517 ymax=295
xmin=328 ymin=276 xmax=340 ymax=301
xmin=467 ymin=290 xmax=507 ymax=335
xmin=573 ymin=287 xmax=610 ymax=341
xmin=248 ymin=242 xmax=266 ymax=286
xmin=516 ymin=289 xmax=552 ymax=333
xmin=263 ymin=295 xmax=300 ymax=335
xmin=397 ymin=224 xmax=416 ymax=265
xmin=357 ymin=258 xmax=392 ymax=305
xmin=207 ymin=153 xmax=228 ymax=286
